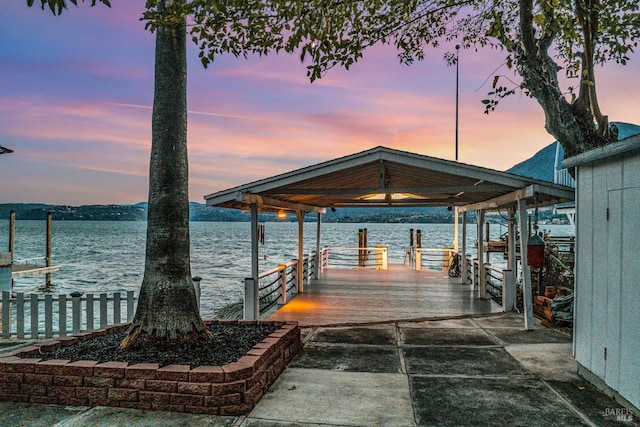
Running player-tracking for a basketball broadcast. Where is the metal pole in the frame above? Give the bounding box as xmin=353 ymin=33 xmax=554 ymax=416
xmin=477 ymin=210 xmax=486 ymax=298
xmin=296 ymin=210 xmax=305 ymax=292
xmin=517 ymin=199 xmax=535 ymax=330
xmin=455 ymin=44 xmax=460 ymax=162
xmin=46 ymin=212 xmax=52 ymax=287
xmin=248 ymin=203 xmax=259 ymax=320
xmin=9 ymin=210 xmax=15 ymax=259
xmin=316 ymin=212 xmax=322 ymax=277
xmin=453 ymin=45 xmax=461 ymax=253
xmin=461 ymin=211 xmax=468 ymax=284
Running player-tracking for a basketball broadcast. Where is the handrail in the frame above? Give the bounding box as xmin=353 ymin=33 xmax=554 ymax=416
xmin=321 ymin=246 xmax=388 ymax=270
xmin=484 ymin=265 xmax=503 ymax=304
xmin=414 ymin=247 xmax=454 ymax=271
xmin=254 ymin=252 xmax=321 ymax=318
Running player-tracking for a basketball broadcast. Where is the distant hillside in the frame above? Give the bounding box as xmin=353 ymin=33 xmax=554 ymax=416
xmin=507 ymin=122 xmax=640 ymax=181
xmin=0 ymin=203 xmax=469 ymax=223
xmin=0 ymin=203 xmax=246 ymax=222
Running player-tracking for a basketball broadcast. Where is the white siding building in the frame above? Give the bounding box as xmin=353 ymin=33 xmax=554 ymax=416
xmin=563 ymin=134 xmax=640 ymax=411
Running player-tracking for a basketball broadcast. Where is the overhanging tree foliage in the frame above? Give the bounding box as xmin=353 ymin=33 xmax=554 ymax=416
xmin=161 ymin=0 xmax=639 ymax=158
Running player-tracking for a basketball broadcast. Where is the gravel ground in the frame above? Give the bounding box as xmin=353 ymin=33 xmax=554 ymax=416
xmin=23 ymin=323 xmax=278 ymax=368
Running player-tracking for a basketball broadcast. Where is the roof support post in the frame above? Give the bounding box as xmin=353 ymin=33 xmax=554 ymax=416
xmin=517 ymin=198 xmax=535 ymax=330
xmin=453 ymin=207 xmax=459 ymax=253
xmin=477 ymin=210 xmax=486 ymax=298
xmin=244 ymin=202 xmax=260 ymax=320
xmin=460 ymin=210 xmax=467 ymax=284
xmin=507 ymin=205 xmax=516 ymax=272
xmin=315 ymin=212 xmax=322 ymax=278
xmin=502 ymin=205 xmax=517 ymax=311
xmin=296 ymin=210 xmax=306 ymax=292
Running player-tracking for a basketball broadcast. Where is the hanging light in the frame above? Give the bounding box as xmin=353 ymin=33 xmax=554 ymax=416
xmin=276 ymin=209 xmax=287 ymax=219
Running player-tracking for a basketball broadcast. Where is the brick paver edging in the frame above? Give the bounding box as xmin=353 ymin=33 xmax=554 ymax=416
xmin=0 ymin=320 xmax=300 ymax=415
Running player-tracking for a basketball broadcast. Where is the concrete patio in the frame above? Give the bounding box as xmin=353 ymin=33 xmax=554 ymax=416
xmin=1 ymin=312 xmax=637 ymax=426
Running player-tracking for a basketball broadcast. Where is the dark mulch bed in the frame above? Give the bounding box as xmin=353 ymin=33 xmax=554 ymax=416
xmin=22 ymin=323 xmax=278 ymax=368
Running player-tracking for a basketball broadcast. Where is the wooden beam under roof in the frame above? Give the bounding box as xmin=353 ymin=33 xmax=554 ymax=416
xmin=458 ymin=184 xmax=575 ymax=212
xmin=262 ymin=184 xmax=509 ymax=195
xmin=237 ymin=193 xmax=326 ymax=213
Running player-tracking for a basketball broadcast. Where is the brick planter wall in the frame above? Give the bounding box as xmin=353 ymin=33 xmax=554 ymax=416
xmin=0 ymin=320 xmax=300 ymax=415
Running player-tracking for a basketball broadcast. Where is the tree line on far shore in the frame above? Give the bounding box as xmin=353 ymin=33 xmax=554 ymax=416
xmin=0 ymin=203 xmax=571 ymax=225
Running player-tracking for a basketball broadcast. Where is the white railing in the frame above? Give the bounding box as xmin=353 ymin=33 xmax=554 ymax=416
xmin=554 ymin=168 xmax=575 ymax=188
xmin=464 ymin=255 xmax=516 ymax=312
xmin=257 ymin=260 xmax=298 ymax=315
xmin=414 ymin=247 xmax=454 ymax=271
xmin=319 ymin=246 xmax=388 ymax=270
xmin=1 ymin=290 xmax=136 ymax=340
xmin=244 ymin=251 xmax=321 ymax=319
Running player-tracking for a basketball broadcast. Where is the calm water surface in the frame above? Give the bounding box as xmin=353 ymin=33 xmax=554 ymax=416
xmin=0 ymin=220 xmax=573 ymax=317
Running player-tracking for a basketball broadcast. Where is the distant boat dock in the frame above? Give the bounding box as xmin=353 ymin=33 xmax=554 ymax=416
xmin=1 ymin=211 xmax=61 ymax=292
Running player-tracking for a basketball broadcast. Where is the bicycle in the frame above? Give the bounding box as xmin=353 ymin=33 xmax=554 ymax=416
xmin=448 ymin=252 xmax=461 ymax=278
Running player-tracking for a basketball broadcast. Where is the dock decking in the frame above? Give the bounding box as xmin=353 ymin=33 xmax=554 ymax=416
xmin=266 ymin=263 xmax=502 ymax=326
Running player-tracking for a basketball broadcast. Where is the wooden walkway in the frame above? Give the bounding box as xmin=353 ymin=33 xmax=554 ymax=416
xmin=267 ymin=263 xmax=502 ymax=327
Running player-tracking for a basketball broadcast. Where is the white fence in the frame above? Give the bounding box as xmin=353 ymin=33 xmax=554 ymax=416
xmin=1 ymin=291 xmax=136 ymax=339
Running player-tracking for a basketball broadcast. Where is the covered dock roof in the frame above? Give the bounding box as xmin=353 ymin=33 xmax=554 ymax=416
xmin=204 ymin=146 xmax=575 ymax=329
xmin=204 ymin=146 xmax=574 ymax=212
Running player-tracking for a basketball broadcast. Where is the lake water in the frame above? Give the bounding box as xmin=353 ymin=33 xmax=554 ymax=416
xmin=0 ymin=220 xmax=573 ymax=318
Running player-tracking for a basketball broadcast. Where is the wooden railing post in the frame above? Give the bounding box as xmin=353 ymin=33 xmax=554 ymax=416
xmin=30 ymin=293 xmax=38 ymax=339
xmin=127 ymin=291 xmax=135 ymax=322
xmin=45 ymin=294 xmax=53 ymax=338
xmin=472 ymin=258 xmax=479 ymax=291
xmin=479 ymin=263 xmax=490 ymax=299
xmin=58 ymin=294 xmax=67 ymax=337
xmin=113 ymin=292 xmax=121 ymax=324
xmin=70 ymin=292 xmax=82 ymax=334
xmin=291 ymin=259 xmax=299 ymax=293
xmin=303 ymin=255 xmax=309 ymax=286
xmin=310 ymin=251 xmax=318 ymax=280
xmin=244 ymin=278 xmax=258 ymax=321
xmin=278 ymin=265 xmax=287 ymax=305
xmin=16 ymin=293 xmax=24 ymax=339
xmin=1 ymin=292 xmax=9 ymax=339
xmin=462 ymin=254 xmax=469 ymax=284
xmin=415 ymin=248 xmax=422 ymax=271
xmin=502 ymin=269 xmax=516 ymax=311
xmin=99 ymin=293 xmax=108 ymax=328
xmin=86 ymin=293 xmax=94 ymax=331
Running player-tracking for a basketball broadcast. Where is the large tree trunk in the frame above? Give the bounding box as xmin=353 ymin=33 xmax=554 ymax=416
xmin=122 ymin=0 xmax=208 ymax=347
xmin=517 ymin=0 xmax=610 ymax=159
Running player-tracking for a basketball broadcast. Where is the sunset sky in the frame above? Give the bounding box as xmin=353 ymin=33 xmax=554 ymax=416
xmin=2 ymin=1 xmax=639 ymax=205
